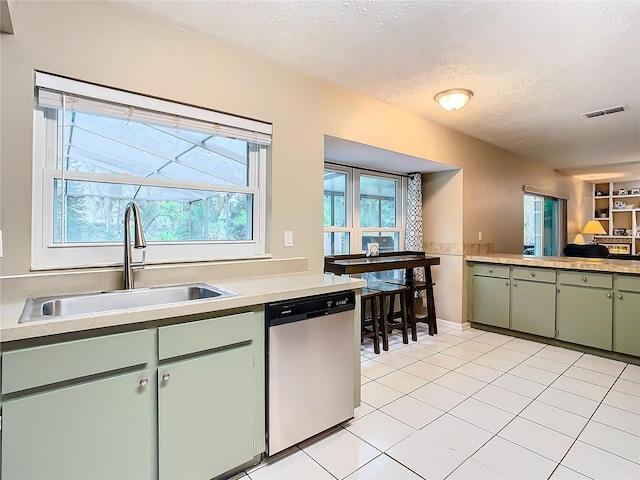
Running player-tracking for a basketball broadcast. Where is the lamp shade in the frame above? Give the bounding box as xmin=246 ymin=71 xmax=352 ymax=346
xmin=434 ymin=89 xmax=473 ymax=111
xmin=582 ymin=220 xmax=607 ymax=235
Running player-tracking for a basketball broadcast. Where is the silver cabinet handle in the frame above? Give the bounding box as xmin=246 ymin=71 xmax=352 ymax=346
xmin=582 ymin=277 xmax=587 ymax=282
xmin=513 ymin=282 xmax=518 ymax=287
xmin=505 ymin=281 xmax=509 ymax=286
xmin=139 ymin=378 xmax=149 ymax=387
xmin=162 ymin=373 xmax=171 ymax=382
xmin=531 ymin=272 xmax=535 ymax=277
xmin=488 ymin=269 xmax=493 ymax=273
xmin=617 ymin=294 xmax=622 ymax=299
xmin=606 ymin=293 xmax=612 ymax=298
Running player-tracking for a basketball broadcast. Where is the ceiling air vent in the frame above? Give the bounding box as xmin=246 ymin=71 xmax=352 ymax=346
xmin=582 ymin=105 xmax=628 ymax=119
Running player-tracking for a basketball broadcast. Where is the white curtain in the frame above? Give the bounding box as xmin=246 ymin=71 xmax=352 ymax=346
xmin=405 ymin=173 xmax=425 ymax=283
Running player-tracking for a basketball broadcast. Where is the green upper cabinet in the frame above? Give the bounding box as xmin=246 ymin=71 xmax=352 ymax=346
xmin=472 ymin=273 xmax=510 ymax=329
xmin=613 ymin=275 xmax=640 ymax=357
xmin=556 ymin=272 xmax=613 ymax=351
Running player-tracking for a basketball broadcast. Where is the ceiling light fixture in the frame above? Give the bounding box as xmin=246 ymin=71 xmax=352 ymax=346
xmin=434 ymin=89 xmax=473 ymax=111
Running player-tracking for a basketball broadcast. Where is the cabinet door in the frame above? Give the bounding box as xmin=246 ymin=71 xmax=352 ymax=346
xmin=511 ymin=280 xmax=556 ymax=338
xmin=472 ymin=276 xmax=510 ymax=328
xmin=158 ymin=344 xmax=256 ymax=480
xmin=613 ymin=291 xmax=640 ymax=356
xmin=557 ymin=285 xmax=612 ymax=350
xmin=2 ymin=370 xmax=153 ymax=479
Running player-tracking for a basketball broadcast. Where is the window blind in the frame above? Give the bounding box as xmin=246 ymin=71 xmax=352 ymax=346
xmin=35 ymin=72 xmax=272 ymax=145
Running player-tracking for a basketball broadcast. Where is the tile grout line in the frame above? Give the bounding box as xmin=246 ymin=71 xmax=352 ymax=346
xmin=547 ymin=365 xmax=635 ymax=477
xmin=251 ymin=329 xmax=637 ymax=480
xmin=440 ymin=343 xmax=574 ymax=476
xmin=369 ymin=332 xmax=549 ymax=479
xmin=369 ymin=331 xmax=639 ymax=478
xmin=441 ymin=336 xmax=592 ymax=478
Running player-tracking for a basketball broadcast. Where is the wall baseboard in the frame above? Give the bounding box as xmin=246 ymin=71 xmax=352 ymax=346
xmin=437 ymin=319 xmax=471 ymax=331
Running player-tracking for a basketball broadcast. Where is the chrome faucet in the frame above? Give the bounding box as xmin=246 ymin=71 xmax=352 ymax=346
xmin=123 ymin=202 xmax=146 ymax=289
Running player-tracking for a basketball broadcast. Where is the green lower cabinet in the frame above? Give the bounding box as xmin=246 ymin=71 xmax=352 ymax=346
xmin=158 ymin=344 xmax=257 ymax=480
xmin=1 ymin=309 xmax=267 ymax=480
xmin=556 ymin=285 xmax=613 ymax=350
xmin=472 ymin=275 xmax=510 ymax=328
xmin=510 ymin=280 xmax=556 ymax=338
xmin=613 ymin=290 xmax=640 ymax=356
xmin=2 ymin=369 xmax=153 ymax=480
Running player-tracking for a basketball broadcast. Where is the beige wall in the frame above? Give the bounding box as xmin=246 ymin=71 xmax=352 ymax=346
xmin=422 ymin=170 xmax=465 ymax=325
xmin=458 ymin=140 xmax=592 ymax=251
xmin=1 ymin=1 xmax=591 ymax=297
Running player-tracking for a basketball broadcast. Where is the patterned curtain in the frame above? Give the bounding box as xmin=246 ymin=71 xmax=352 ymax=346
xmin=405 ymin=173 xmax=425 ymax=283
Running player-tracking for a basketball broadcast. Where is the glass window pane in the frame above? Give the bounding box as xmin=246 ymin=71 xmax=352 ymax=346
xmin=362 ymin=231 xmax=401 ymax=281
xmin=55 ymin=179 xmax=252 ymax=243
xmin=361 ymin=231 xmax=399 ymax=253
xmin=323 ymin=232 xmax=350 ymax=255
xmin=360 ymin=176 xmax=396 ymax=228
xmin=175 ymin=146 xmax=248 ymax=186
xmin=324 ymin=170 xmax=346 ymax=227
xmin=543 ymin=198 xmax=559 ymax=256
xmin=56 ymin=109 xmax=250 ymax=186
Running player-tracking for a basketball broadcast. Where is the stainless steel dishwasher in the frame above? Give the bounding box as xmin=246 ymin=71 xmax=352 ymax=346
xmin=265 ymin=290 xmax=356 ymax=455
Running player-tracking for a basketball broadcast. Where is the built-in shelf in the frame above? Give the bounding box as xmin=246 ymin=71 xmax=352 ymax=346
xmin=592 ymin=181 xmax=640 ymax=255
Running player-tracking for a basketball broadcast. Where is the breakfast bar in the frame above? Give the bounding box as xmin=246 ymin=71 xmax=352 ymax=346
xmin=324 ymin=251 xmax=440 ymax=336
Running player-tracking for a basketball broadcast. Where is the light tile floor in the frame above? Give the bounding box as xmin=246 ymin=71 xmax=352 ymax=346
xmin=236 ymin=325 xmax=640 ymax=480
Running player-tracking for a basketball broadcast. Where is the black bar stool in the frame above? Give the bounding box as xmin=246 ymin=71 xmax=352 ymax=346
xmin=367 ymin=281 xmax=409 ymax=350
xmin=361 ymin=288 xmax=381 ymax=354
xmin=387 ymin=266 xmax=437 ymax=339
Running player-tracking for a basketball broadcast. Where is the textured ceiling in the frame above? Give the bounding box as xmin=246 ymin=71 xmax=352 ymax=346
xmin=113 ymin=0 xmax=640 ymax=180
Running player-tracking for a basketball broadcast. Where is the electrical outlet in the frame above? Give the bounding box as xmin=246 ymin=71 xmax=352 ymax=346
xmin=478 ymin=231 xmax=483 ymax=241
xmin=284 ymin=230 xmax=293 ymax=247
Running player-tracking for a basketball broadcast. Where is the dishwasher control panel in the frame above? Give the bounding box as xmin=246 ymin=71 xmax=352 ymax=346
xmin=265 ymin=290 xmax=355 ymax=325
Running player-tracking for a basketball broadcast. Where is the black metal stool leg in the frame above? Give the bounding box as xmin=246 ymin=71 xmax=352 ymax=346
xmin=407 ymin=289 xmax=418 ymax=341
xmin=400 ymin=291 xmax=409 ymax=344
xmin=372 ymin=295 xmax=380 ymax=354
xmin=381 ymin=293 xmax=390 ymax=351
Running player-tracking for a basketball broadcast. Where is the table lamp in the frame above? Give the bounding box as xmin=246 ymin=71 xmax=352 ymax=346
xmin=582 ymin=220 xmax=607 ymax=244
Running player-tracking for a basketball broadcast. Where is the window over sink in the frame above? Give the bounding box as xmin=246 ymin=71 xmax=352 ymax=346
xmin=32 ymin=72 xmax=271 ymax=269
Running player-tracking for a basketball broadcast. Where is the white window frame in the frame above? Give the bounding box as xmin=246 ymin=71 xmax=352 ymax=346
xmin=32 ymin=73 xmax=270 ymax=270
xmin=324 ymin=164 xmax=407 ymax=254
xmin=324 ymin=165 xmax=353 ymax=252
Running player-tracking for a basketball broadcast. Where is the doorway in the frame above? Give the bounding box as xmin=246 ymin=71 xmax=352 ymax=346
xmin=524 ymin=194 xmax=566 ymax=256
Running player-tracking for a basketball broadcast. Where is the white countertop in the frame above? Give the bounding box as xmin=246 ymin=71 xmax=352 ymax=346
xmin=0 ymin=273 xmax=366 ymax=343
xmin=465 ymin=254 xmax=640 ymax=274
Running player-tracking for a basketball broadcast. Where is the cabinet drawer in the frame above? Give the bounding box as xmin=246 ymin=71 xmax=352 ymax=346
xmin=513 ymin=267 xmax=556 ymax=283
xmin=158 ymin=310 xmax=262 ymax=360
xmin=473 ymin=264 xmax=510 ymax=279
xmin=558 ymin=271 xmax=613 ymax=289
xmin=616 ymin=275 xmax=640 ymax=293
xmin=2 ymin=330 xmax=153 ymax=394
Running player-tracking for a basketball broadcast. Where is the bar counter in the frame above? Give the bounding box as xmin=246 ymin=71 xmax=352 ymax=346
xmin=465 ymin=254 xmax=640 ymax=275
